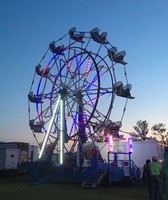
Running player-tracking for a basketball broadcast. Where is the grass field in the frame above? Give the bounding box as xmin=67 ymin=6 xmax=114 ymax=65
xmin=0 ymin=174 xmax=167 ymax=200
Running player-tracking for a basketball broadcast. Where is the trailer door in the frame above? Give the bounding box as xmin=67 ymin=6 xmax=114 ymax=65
xmin=5 ymin=149 xmax=19 ymax=169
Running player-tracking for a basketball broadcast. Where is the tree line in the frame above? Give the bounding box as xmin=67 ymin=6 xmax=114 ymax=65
xmin=133 ymin=120 xmax=168 ymax=145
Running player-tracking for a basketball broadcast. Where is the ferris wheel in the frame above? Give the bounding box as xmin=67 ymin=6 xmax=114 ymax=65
xmin=28 ymin=27 xmax=134 ymax=165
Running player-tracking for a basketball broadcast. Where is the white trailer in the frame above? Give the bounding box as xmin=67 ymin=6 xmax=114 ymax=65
xmin=131 ymin=139 xmax=164 ymax=171
xmin=0 ymin=148 xmax=20 ymax=170
xmin=0 ymin=142 xmax=29 ymax=162
xmin=95 ymin=139 xmax=132 ymax=162
xmin=96 ymin=139 xmax=164 ymax=173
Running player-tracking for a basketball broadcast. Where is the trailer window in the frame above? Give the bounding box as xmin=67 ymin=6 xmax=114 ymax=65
xmin=11 ymin=155 xmax=14 ymax=158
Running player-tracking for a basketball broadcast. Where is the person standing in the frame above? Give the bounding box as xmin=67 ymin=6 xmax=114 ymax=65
xmin=149 ymin=156 xmax=163 ymax=200
xmin=142 ymin=159 xmax=151 ymax=198
xmin=143 ymin=159 xmax=151 ymax=184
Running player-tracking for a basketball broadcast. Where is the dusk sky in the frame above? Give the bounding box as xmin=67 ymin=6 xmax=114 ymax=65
xmin=1 ymin=0 xmax=168 ymax=145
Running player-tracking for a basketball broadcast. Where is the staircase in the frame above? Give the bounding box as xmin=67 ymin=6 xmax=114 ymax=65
xmin=82 ymin=161 xmax=108 ymax=188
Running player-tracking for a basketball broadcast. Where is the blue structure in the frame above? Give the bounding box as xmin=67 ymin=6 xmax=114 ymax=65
xmin=108 ymin=152 xmax=140 ymax=184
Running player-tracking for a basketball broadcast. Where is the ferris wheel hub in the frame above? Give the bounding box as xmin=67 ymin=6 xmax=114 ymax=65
xmin=58 ymin=88 xmax=68 ymax=97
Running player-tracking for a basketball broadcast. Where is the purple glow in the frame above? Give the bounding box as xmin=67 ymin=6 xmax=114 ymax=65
xmin=108 ymin=135 xmax=113 ymax=152
xmin=84 ymin=57 xmax=90 ymax=80
xmin=69 ymin=113 xmax=78 ymax=137
xmin=127 ymin=137 xmax=133 ymax=153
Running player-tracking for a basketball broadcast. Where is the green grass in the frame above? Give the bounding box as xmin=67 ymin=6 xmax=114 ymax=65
xmin=0 ymin=174 xmax=167 ymax=200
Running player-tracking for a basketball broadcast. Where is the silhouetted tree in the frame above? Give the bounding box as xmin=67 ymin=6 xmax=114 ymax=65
xmin=151 ymin=123 xmax=168 ymax=145
xmin=133 ymin=120 xmax=149 ymax=140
